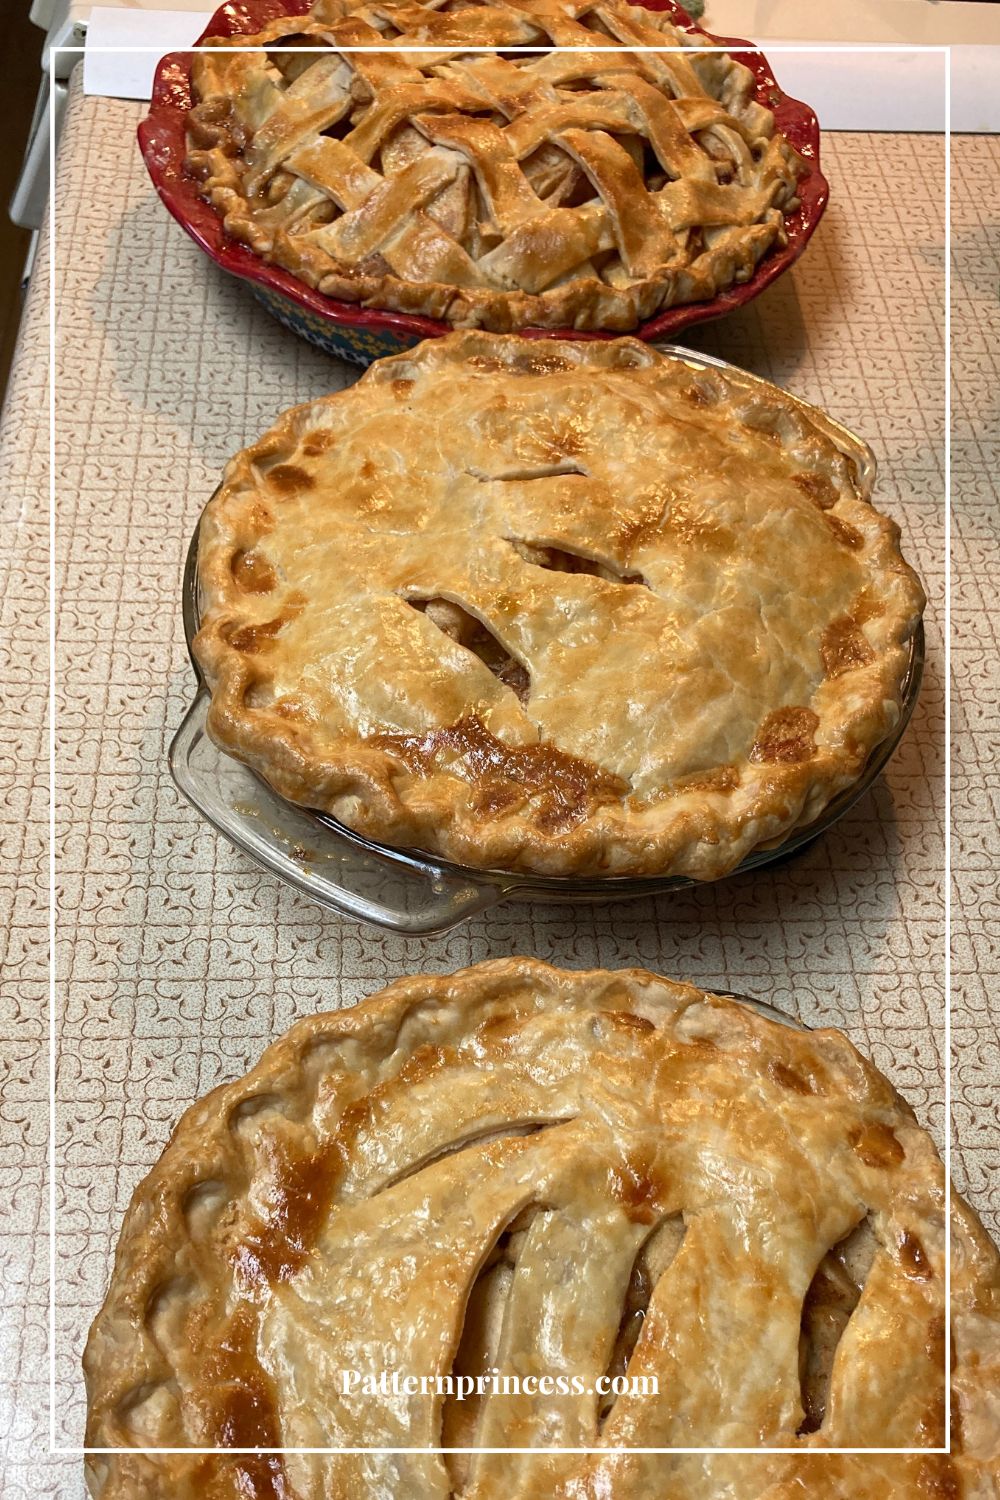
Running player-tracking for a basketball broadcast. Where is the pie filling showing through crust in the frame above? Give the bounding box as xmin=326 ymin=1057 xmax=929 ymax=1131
xmin=84 ymin=960 xmax=1000 ymax=1499
xmin=185 ymin=0 xmax=806 ymax=332
xmin=193 ymin=333 xmax=925 ymax=879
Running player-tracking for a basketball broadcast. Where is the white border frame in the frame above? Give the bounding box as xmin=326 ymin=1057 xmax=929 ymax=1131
xmin=48 ymin=35 xmax=953 ymax=1458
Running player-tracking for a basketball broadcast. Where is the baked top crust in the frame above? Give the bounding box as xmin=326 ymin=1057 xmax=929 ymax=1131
xmin=184 ymin=0 xmax=805 ymax=333
xmin=193 ymin=332 xmax=925 ymax=878
xmin=84 ymin=959 xmax=1000 ymax=1498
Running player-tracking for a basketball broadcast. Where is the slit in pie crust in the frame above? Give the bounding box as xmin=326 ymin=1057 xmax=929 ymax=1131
xmin=192 ymin=332 xmax=925 ymax=878
xmin=84 ymin=960 xmax=1000 ymax=1497
xmin=184 ymin=0 xmax=806 ymax=332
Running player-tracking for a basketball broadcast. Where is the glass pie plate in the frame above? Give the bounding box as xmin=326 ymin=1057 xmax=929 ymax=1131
xmin=169 ymin=347 xmax=923 ymax=935
xmin=138 ymin=0 xmax=829 ymax=367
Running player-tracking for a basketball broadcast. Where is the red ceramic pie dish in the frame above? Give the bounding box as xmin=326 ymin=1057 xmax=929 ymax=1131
xmin=138 ymin=0 xmax=829 ymax=365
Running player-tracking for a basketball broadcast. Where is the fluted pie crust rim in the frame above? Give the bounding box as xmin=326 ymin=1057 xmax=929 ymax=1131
xmin=84 ymin=960 xmax=999 ymax=1498
xmin=191 ymin=333 xmax=925 ymax=879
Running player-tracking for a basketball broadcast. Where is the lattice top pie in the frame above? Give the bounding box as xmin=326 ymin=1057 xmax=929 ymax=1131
xmin=193 ymin=333 xmax=924 ymax=878
xmin=85 ymin=960 xmax=1000 ymax=1498
xmin=185 ymin=0 xmax=805 ymax=331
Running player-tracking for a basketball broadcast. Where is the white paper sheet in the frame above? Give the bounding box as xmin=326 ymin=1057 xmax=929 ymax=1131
xmin=82 ymin=7 xmax=212 ymax=100
xmin=759 ymin=43 xmax=999 ymax=133
xmin=79 ymin=6 xmax=999 ymax=131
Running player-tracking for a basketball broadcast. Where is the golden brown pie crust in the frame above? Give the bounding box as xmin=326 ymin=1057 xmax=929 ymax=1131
xmin=192 ymin=333 xmax=925 ymax=878
xmin=84 ymin=960 xmax=1000 ymax=1497
xmin=185 ymin=0 xmax=805 ymax=332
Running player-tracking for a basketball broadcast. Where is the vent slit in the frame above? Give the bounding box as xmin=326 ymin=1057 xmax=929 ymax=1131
xmin=466 ymin=461 xmax=588 ymax=481
xmin=598 ymin=1212 xmax=686 ymax=1426
xmin=406 ymin=596 xmax=530 ymax=702
xmin=508 ymin=537 xmax=647 ymax=588
xmin=379 ymin=1121 xmax=551 ymax=1195
xmin=442 ymin=1203 xmax=545 ymax=1491
xmin=797 ymin=1214 xmax=878 ymax=1435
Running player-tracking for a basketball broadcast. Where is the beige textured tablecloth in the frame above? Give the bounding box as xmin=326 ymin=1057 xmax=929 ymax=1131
xmin=0 ymin=74 xmax=996 ymax=1493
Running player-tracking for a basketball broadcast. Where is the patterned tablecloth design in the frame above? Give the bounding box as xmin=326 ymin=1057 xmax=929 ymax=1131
xmin=0 ymin=75 xmax=996 ymax=1493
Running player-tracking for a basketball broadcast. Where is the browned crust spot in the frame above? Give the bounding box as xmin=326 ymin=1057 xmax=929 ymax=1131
xmin=848 ymin=1121 xmax=905 ymax=1169
xmin=915 ymin=1458 xmax=962 ymax=1499
xmin=851 ymin=589 xmax=884 ymax=626
xmin=791 ymin=470 xmax=838 ymax=509
xmin=768 ymin=1059 xmax=814 ymax=1095
xmin=396 ymin=1041 xmax=451 ymax=1088
xmin=899 ymin=1230 xmax=933 ymax=1281
xmin=651 ymin=498 xmax=734 ymax=552
xmin=603 ymin=1010 xmax=656 ymax=1035
xmin=266 ymin=463 xmax=314 ymax=495
xmin=607 ymin=1150 xmax=667 ymax=1225
xmin=232 ymin=1131 xmax=344 ymax=1288
xmin=541 ymin=425 xmax=584 ymax=461
xmin=301 ymin=429 xmax=336 ymax=456
xmin=225 ymin=604 xmax=299 ymax=654
xmin=682 ymin=381 xmax=716 ymax=407
xmin=231 ymin=549 xmax=277 ymax=594
xmin=821 ymin=616 xmax=876 ymax=679
xmin=196 ymin=1303 xmax=287 ymax=1496
xmin=671 ymin=764 xmax=739 ymax=796
xmin=825 ymin=514 xmax=863 ymax=550
xmin=609 ymin=493 xmax=671 ymax=556
xmin=471 ymin=781 xmax=524 ymax=817
xmin=749 ymin=707 xmax=819 ymax=765
xmin=742 ymin=419 xmax=780 ymax=445
xmin=226 ymin=617 xmax=286 ymax=654
xmin=506 ymin=351 xmax=574 ymax=375
xmin=370 ymin=715 xmax=628 ymax=834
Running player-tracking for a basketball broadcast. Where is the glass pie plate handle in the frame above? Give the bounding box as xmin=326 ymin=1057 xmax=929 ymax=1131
xmin=169 ymin=349 xmax=921 ymax=935
xmin=169 ymin=691 xmax=508 ymax=934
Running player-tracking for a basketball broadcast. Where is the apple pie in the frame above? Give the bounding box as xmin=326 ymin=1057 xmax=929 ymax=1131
xmin=84 ymin=959 xmax=1000 ymax=1497
xmin=192 ymin=333 xmax=925 ymax=878
xmin=185 ymin=0 xmax=806 ymax=331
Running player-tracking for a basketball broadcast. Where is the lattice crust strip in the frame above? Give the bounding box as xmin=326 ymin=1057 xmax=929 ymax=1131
xmin=83 ymin=961 xmax=1000 ymax=1500
xmin=185 ymin=0 xmax=805 ymax=330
